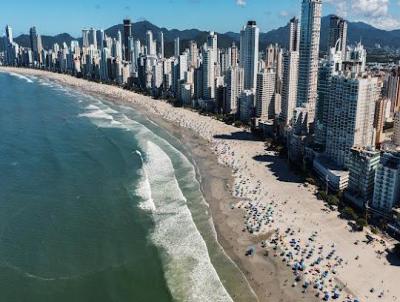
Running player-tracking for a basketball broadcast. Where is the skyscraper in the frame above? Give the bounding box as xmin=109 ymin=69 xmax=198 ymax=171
xmin=225 ymin=66 xmax=244 ymax=114
xmin=346 ymin=147 xmax=381 ymax=208
xmin=146 ymin=31 xmax=156 ymax=56
xmin=314 ymin=47 xmax=343 ymax=147
xmin=387 ymin=67 xmax=400 ymax=114
xmin=372 ymin=152 xmax=400 ymax=212
xmin=123 ymin=19 xmax=132 ymax=61
xmin=394 ymin=112 xmax=400 ymax=146
xmin=240 ymin=21 xmax=259 ymax=91
xmin=174 ymin=37 xmax=180 ymax=57
xmin=5 ymin=25 xmax=13 ymax=44
xmin=256 ymin=69 xmax=276 ymax=120
xmin=202 ymin=47 xmax=215 ymax=100
xmin=189 ymin=41 xmax=198 ymax=68
xmin=297 ymin=0 xmax=322 ymax=127
xmin=328 ymin=15 xmax=347 ymax=58
xmin=325 ymin=75 xmax=378 ymax=167
xmin=158 ymin=31 xmax=164 ymax=59
xmin=97 ymin=29 xmax=105 ymax=50
xmin=29 ymin=26 xmax=43 ymax=64
xmin=231 ymin=42 xmax=238 ymax=67
xmin=207 ymin=32 xmax=218 ymax=64
xmin=281 ymin=17 xmax=299 ymax=126
xmin=82 ymin=29 xmax=90 ymax=48
xmin=89 ymin=28 xmax=97 ymax=49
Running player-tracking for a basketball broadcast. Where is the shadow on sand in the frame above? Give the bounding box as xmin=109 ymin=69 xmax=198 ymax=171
xmin=386 ymin=251 xmax=400 ymax=266
xmin=213 ymin=131 xmax=263 ymax=142
xmin=252 ymin=154 xmax=304 ymax=184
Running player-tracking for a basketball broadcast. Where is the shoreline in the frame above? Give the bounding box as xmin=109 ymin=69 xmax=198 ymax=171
xmin=2 ymin=67 xmax=400 ymax=302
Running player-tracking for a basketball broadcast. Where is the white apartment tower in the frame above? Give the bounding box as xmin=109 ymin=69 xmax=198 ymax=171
xmin=240 ymin=21 xmax=259 ymax=91
xmin=256 ymin=69 xmax=276 ymax=120
xmin=146 ymin=31 xmax=156 ymax=56
xmin=281 ymin=17 xmax=299 ymax=125
xmin=202 ymin=48 xmax=215 ymax=99
xmin=325 ymin=75 xmax=378 ymax=167
xmin=207 ymin=32 xmax=218 ymax=64
xmin=372 ymin=152 xmax=400 ymax=212
xmin=297 ymin=0 xmax=322 ymax=126
xmin=225 ymin=66 xmax=244 ymax=114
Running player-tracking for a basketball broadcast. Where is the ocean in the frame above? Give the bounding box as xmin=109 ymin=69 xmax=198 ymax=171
xmin=0 ymin=71 xmax=236 ymax=302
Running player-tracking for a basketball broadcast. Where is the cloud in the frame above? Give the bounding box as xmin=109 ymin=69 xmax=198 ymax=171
xmin=326 ymin=0 xmax=400 ymax=30
xmin=236 ymin=0 xmax=246 ymax=7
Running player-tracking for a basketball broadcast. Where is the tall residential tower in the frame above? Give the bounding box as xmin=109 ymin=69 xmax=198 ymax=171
xmin=239 ymin=21 xmax=259 ymax=91
xmin=296 ymin=0 xmax=322 ymax=128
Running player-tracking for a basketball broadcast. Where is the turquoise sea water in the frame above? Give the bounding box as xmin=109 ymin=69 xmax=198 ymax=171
xmin=0 ymin=72 xmax=234 ymax=302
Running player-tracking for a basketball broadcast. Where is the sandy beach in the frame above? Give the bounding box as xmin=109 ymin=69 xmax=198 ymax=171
xmin=2 ymin=67 xmax=400 ymax=302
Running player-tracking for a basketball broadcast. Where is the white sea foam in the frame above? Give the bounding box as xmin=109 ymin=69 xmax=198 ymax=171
xmin=8 ymin=72 xmax=34 ymax=83
xmin=141 ymin=141 xmax=232 ymax=302
xmin=85 ymin=104 xmax=100 ymax=110
xmin=104 ymin=107 xmax=118 ymax=114
xmin=79 ymin=109 xmax=113 ymax=121
xmin=135 ymin=151 xmax=156 ymax=212
xmin=39 ymin=81 xmax=53 ymax=87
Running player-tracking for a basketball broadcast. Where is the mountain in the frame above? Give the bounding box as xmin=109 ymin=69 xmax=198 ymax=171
xmin=8 ymin=16 xmax=400 ymax=55
xmin=14 ymin=33 xmax=76 ymax=50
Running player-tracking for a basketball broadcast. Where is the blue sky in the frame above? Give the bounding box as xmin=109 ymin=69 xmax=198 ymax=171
xmin=2 ymin=0 xmax=400 ymax=37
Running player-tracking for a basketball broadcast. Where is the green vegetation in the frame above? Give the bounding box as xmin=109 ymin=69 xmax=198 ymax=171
xmin=370 ymin=227 xmax=379 ymax=235
xmin=356 ymin=218 xmax=368 ymax=229
xmin=342 ymin=206 xmax=358 ymax=221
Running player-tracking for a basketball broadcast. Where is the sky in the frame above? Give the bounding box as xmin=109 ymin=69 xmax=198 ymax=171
xmin=2 ymin=0 xmax=400 ymax=37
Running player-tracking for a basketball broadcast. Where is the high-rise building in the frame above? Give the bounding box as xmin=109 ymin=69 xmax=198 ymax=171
xmin=29 ymin=26 xmax=43 ymax=64
xmin=387 ymin=67 xmax=400 ymax=114
xmin=394 ymin=112 xmax=400 ymax=146
xmin=314 ymin=47 xmax=343 ymax=147
xmin=372 ymin=152 xmax=400 ymax=212
xmin=202 ymin=48 xmax=215 ymax=99
xmin=374 ymin=98 xmax=387 ymax=147
xmin=82 ymin=29 xmax=90 ymax=48
xmin=123 ymin=19 xmax=132 ymax=61
xmin=231 ymin=42 xmax=238 ymax=67
xmin=5 ymin=25 xmax=13 ymax=44
xmin=207 ymin=32 xmax=218 ymax=64
xmin=240 ymin=21 xmax=259 ymax=91
xmin=343 ymin=42 xmax=367 ymax=74
xmin=325 ymin=75 xmax=378 ymax=167
xmin=256 ymin=69 xmax=276 ymax=120
xmin=225 ymin=66 xmax=244 ymax=114
xmin=346 ymin=147 xmax=381 ymax=208
xmin=265 ymin=44 xmax=281 ymax=69
xmin=97 ymin=30 xmax=105 ymax=50
xmin=239 ymin=90 xmax=255 ymax=122
xmin=89 ymin=28 xmax=97 ymax=49
xmin=297 ymin=0 xmax=322 ymax=127
xmin=328 ymin=15 xmax=347 ymax=58
xmin=281 ymin=17 xmax=299 ymax=126
xmin=174 ymin=37 xmax=180 ymax=57
xmin=146 ymin=31 xmax=156 ymax=56
xmin=219 ymin=48 xmax=231 ymax=75
xmin=158 ymin=31 xmax=164 ymax=59
xmin=189 ymin=41 xmax=198 ymax=68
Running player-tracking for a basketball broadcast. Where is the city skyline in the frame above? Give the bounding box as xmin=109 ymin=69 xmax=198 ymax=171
xmin=3 ymin=0 xmax=400 ymax=37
